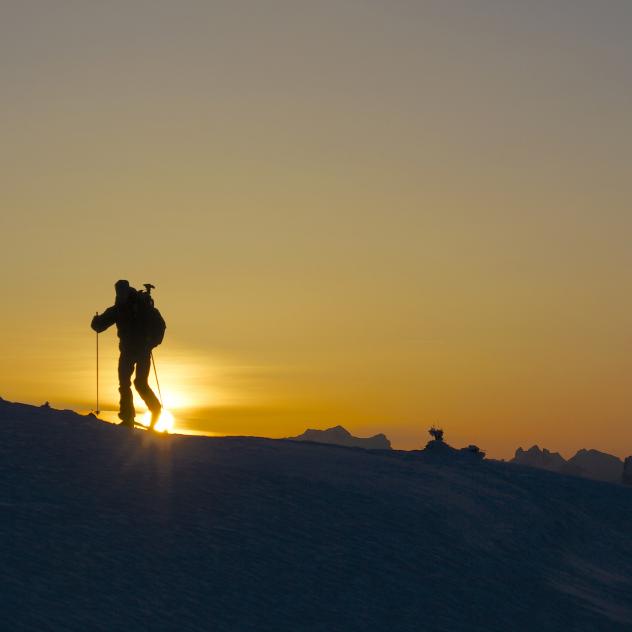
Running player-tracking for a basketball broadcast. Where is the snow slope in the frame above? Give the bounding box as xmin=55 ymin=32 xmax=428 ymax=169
xmin=2 ymin=399 xmax=632 ymax=631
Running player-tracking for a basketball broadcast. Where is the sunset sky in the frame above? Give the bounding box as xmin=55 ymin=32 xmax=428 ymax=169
xmin=2 ymin=1 xmax=632 ymax=458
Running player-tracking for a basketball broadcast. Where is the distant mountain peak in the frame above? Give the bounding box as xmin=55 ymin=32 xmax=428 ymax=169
xmin=568 ymin=449 xmax=622 ymax=482
xmin=512 ymin=444 xmax=623 ymax=483
xmin=288 ymin=426 xmax=391 ymax=450
xmin=513 ymin=445 xmax=566 ymax=471
xmin=517 ymin=445 xmax=561 ymax=457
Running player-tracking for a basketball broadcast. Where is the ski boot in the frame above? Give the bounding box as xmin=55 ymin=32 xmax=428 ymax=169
xmin=118 ymin=416 xmax=135 ymax=429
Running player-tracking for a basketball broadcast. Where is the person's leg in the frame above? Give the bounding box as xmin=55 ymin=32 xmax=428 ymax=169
xmin=134 ymin=351 xmax=161 ymax=426
xmin=118 ymin=350 xmax=136 ymax=425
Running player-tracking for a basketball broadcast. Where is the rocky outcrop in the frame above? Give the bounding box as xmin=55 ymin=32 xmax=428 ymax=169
xmin=462 ymin=444 xmax=486 ymax=460
xmin=424 ymin=438 xmax=457 ymax=454
xmin=289 ymin=425 xmax=391 ymax=450
xmin=421 ymin=439 xmax=486 ymax=461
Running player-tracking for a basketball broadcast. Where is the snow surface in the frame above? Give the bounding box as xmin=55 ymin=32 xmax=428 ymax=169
xmin=2 ymin=399 xmax=632 ymax=631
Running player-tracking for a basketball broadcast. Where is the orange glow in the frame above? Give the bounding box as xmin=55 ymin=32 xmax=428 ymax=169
xmin=141 ymin=409 xmax=175 ymax=433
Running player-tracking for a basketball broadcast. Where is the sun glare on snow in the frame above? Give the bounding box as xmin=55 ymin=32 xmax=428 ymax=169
xmin=141 ymin=409 xmax=175 ymax=433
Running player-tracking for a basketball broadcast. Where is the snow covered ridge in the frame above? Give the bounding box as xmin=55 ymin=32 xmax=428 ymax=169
xmin=2 ymin=398 xmax=632 ymax=631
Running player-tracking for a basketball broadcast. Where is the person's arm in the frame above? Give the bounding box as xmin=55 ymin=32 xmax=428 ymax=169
xmin=91 ymin=306 xmax=117 ymax=333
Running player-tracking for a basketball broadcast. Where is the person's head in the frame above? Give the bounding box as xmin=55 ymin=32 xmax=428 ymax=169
xmin=114 ymin=279 xmax=133 ymax=304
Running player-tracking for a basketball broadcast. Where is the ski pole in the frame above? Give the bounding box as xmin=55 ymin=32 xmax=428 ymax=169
xmin=151 ymin=351 xmax=163 ymax=407
xmin=95 ymin=312 xmax=100 ymax=416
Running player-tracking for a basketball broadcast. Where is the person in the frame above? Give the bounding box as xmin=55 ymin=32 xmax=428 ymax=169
xmin=91 ymin=280 xmax=166 ymax=429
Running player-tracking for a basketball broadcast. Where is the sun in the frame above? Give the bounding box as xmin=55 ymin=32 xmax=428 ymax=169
xmin=141 ymin=409 xmax=175 ymax=433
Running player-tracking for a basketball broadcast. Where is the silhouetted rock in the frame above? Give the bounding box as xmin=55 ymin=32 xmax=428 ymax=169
xmin=623 ymin=457 xmax=632 ymax=486
xmin=567 ymin=449 xmax=623 ymax=483
xmin=424 ymin=438 xmax=458 ymax=454
xmin=422 ymin=428 xmax=485 ymax=460
xmin=422 ymin=439 xmax=487 ymax=462
xmin=512 ymin=446 xmax=567 ymax=472
xmin=461 ymin=445 xmax=486 ymax=460
xmin=289 ymin=425 xmax=391 ymax=450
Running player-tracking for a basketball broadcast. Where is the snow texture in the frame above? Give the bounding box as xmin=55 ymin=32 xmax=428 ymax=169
xmin=2 ymin=399 xmax=632 ymax=631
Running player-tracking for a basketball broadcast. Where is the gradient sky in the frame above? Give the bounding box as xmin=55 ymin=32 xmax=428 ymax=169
xmin=2 ymin=0 xmax=632 ymax=458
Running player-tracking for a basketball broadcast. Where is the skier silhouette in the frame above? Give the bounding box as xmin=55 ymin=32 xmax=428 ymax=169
xmin=91 ymin=280 xmax=166 ymax=429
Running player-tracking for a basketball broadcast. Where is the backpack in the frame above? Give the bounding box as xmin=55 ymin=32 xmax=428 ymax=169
xmin=135 ymin=287 xmax=167 ymax=349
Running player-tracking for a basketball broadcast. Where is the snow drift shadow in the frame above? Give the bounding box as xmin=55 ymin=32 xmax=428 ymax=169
xmin=1 ymin=399 xmax=632 ymax=632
